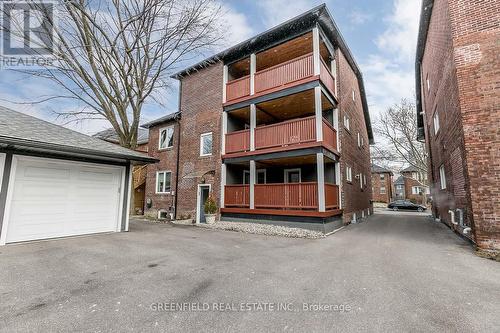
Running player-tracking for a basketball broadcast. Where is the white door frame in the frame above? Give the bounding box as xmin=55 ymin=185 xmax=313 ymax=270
xmin=284 ymin=168 xmax=301 ymax=183
xmin=0 ymin=155 xmax=126 ymax=245
xmin=196 ymin=184 xmax=212 ymax=224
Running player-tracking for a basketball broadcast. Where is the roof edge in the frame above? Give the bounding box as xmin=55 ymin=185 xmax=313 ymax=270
xmin=141 ymin=112 xmax=181 ymax=129
xmin=415 ymin=0 xmax=434 ymax=141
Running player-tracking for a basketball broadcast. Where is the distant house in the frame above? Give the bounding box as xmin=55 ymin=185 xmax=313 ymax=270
xmin=93 ymin=127 xmax=151 ymax=215
xmin=0 ymin=106 xmax=156 ymax=245
xmin=394 ymin=176 xmax=405 ymax=199
xmin=93 ymin=127 xmax=149 ymax=153
xmin=371 ymin=164 xmax=393 ymax=203
xmin=400 ymin=166 xmax=428 ymax=204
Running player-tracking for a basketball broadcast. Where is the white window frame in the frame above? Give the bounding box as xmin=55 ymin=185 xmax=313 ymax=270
xmin=380 ymin=174 xmax=385 ymax=180
xmin=433 ymin=111 xmax=440 ymax=135
xmin=380 ymin=186 xmax=386 ymax=194
xmin=243 ymin=170 xmax=250 ymax=184
xmin=257 ymin=169 xmax=267 ymax=184
xmin=357 ymin=133 xmax=361 ymax=147
xmin=352 ymin=89 xmax=355 ymax=102
xmin=159 ymin=125 xmax=174 ymax=150
xmin=426 ymin=77 xmax=430 ymax=92
xmin=439 ymin=165 xmax=446 ymax=189
xmin=346 ymin=165 xmax=352 ymax=182
xmin=156 ymin=170 xmax=172 ymax=194
xmin=200 ymin=132 xmax=213 ymax=157
xmin=412 ymin=186 xmax=422 ymax=195
xmin=359 ymin=173 xmax=363 ymax=189
xmin=284 ymin=168 xmax=301 ymax=183
xmin=343 ymin=115 xmax=350 ymax=131
xmin=363 ymin=174 xmax=367 ymax=187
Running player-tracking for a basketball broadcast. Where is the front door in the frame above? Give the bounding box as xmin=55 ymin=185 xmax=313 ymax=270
xmin=197 ymin=185 xmax=210 ymax=223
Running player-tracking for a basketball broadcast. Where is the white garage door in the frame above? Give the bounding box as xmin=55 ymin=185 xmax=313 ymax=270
xmin=4 ymin=156 xmax=123 ymax=243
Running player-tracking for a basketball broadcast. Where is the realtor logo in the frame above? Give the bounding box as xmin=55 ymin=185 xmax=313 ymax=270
xmin=1 ymin=1 xmax=56 ymax=58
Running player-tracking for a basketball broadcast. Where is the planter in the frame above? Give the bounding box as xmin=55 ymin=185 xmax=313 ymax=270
xmin=205 ymin=214 xmax=216 ymax=225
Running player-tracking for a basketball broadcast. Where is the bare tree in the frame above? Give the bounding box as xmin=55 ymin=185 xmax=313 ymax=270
xmin=1 ymin=0 xmax=222 ymax=148
xmin=374 ymin=98 xmax=428 ymax=186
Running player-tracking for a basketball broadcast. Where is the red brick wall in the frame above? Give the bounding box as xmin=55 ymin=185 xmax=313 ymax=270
xmin=336 ymin=49 xmax=372 ymax=222
xmin=371 ymin=172 xmax=392 ymax=203
xmin=176 ymin=63 xmax=224 ymax=220
xmin=421 ymin=0 xmax=500 ymax=251
xmin=144 ymin=121 xmax=180 ymax=218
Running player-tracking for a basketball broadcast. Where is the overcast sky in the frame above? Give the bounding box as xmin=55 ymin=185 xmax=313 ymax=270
xmin=0 ymin=0 xmax=422 ymax=139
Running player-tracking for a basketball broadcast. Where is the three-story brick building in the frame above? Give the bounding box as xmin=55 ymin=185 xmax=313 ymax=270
xmin=144 ymin=5 xmax=374 ymax=232
xmin=416 ymin=0 xmax=500 ymax=253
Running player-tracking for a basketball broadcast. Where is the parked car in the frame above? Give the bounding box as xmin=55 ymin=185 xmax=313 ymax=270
xmin=387 ymin=200 xmax=427 ymax=212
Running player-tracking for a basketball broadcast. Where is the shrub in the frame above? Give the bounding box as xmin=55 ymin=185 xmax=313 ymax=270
xmin=204 ymin=195 xmax=217 ymax=214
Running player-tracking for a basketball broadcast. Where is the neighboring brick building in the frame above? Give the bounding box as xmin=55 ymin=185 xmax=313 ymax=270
xmin=416 ymin=0 xmax=500 ymax=253
xmin=143 ymin=5 xmax=374 ymax=232
xmin=400 ymin=166 xmax=428 ymax=204
xmin=371 ymin=164 xmax=393 ymax=203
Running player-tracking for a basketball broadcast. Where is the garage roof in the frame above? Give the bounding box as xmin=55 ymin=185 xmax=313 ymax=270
xmin=0 ymin=106 xmax=157 ymax=164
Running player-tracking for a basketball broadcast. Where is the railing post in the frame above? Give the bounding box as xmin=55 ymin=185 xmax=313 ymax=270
xmin=221 ymin=112 xmax=227 ymax=155
xmin=220 ymin=163 xmax=226 ymax=209
xmin=223 ymin=65 xmax=228 ymax=103
xmin=250 ymin=160 xmax=256 ymax=209
xmin=250 ymin=53 xmax=256 ymax=95
xmin=313 ymin=27 xmax=321 ymax=76
xmin=250 ymin=104 xmax=256 ymax=151
xmin=314 ymin=86 xmax=323 ymax=142
xmin=317 ymin=153 xmax=326 ymax=212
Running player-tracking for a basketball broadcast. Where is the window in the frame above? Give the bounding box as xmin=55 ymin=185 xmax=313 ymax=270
xmin=426 ymin=76 xmax=430 ymax=92
xmin=156 ymin=171 xmax=171 ymax=193
xmin=200 ymin=132 xmax=213 ymax=156
xmin=380 ymin=186 xmax=386 ymax=194
xmin=159 ymin=126 xmax=174 ymax=149
xmin=357 ymin=133 xmax=361 ymax=147
xmin=363 ymin=174 xmax=367 ymax=187
xmin=346 ymin=165 xmax=352 ymax=182
xmin=412 ymin=186 xmax=422 ymax=195
xmin=284 ymin=169 xmax=301 ymax=183
xmin=243 ymin=169 xmax=266 ymax=184
xmin=343 ymin=115 xmax=350 ymax=131
xmin=243 ymin=170 xmax=250 ymax=184
xmin=439 ymin=165 xmax=446 ymax=189
xmin=396 ymin=184 xmax=403 ymax=190
xmin=433 ymin=111 xmax=440 ymax=135
xmin=352 ymin=89 xmax=355 ymax=101
xmin=380 ymin=174 xmax=385 ymax=180
xmin=359 ymin=173 xmax=364 ymax=189
xmin=412 ymin=172 xmax=418 ymax=180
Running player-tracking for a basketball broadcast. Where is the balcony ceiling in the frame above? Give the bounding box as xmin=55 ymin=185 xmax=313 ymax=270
xmin=256 ymin=154 xmax=335 ymax=167
xmin=256 ymin=32 xmax=313 ymax=72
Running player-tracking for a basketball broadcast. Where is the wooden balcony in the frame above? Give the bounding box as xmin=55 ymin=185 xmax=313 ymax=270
xmin=225 ymin=129 xmax=250 ymax=154
xmin=224 ymin=185 xmax=250 ymax=208
xmin=133 ymin=165 xmax=147 ymax=189
xmin=226 ymin=75 xmax=250 ymax=102
xmin=223 ymin=183 xmax=339 ymax=215
xmin=225 ymin=53 xmax=336 ymax=104
xmin=224 ymin=116 xmax=337 ymax=156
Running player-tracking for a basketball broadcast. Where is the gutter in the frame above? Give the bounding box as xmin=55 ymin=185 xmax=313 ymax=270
xmin=0 ymin=136 xmax=158 ymax=164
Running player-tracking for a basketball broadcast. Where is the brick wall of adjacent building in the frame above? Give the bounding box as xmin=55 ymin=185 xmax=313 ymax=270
xmin=337 ymin=49 xmax=373 ymax=222
xmin=176 ymin=63 xmax=224 ymax=220
xmin=144 ymin=121 xmax=180 ymax=218
xmin=421 ymin=0 xmax=500 ymax=251
xmin=371 ymin=172 xmax=392 ymax=203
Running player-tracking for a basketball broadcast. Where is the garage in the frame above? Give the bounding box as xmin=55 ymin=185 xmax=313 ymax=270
xmin=0 ymin=106 xmax=157 ymax=245
xmin=4 ymin=157 xmax=124 ymax=243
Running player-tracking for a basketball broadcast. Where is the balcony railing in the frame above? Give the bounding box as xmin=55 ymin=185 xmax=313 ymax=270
xmin=322 ymin=118 xmax=338 ymax=151
xmin=325 ymin=184 xmax=340 ymax=209
xmin=225 ymin=129 xmax=250 ymax=154
xmin=224 ymin=185 xmax=250 ymax=207
xmin=226 ymin=75 xmax=250 ymax=102
xmin=254 ymin=53 xmax=314 ymax=94
xmin=224 ymin=182 xmax=339 ymax=211
xmin=255 ymin=116 xmax=316 ymax=150
xmin=320 ymin=57 xmax=336 ymax=95
xmin=225 ymin=52 xmax=337 ymax=104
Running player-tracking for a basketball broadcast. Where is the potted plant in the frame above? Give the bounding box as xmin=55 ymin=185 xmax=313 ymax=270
xmin=204 ymin=195 xmax=217 ymax=224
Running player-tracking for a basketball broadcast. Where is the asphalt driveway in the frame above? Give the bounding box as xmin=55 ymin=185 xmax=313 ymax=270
xmin=1 ymin=214 xmax=499 ymax=332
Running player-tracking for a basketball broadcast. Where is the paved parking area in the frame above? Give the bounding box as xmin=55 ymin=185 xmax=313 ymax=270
xmin=1 ymin=213 xmax=499 ymax=332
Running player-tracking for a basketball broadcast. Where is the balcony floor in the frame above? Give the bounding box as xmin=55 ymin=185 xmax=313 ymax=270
xmin=220 ymin=207 xmax=343 ymax=219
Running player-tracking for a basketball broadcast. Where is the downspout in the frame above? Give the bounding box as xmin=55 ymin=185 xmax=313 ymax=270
xmin=173 ymin=81 xmax=182 ymax=220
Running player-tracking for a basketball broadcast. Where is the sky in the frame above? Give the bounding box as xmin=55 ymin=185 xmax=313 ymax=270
xmin=0 ymin=0 xmax=422 ymax=140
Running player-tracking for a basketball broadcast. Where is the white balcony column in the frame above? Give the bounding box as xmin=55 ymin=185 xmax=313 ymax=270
xmin=220 ymin=163 xmax=226 ymax=208
xmin=222 ymin=65 xmax=228 ymax=103
xmin=312 ymin=27 xmax=321 ymax=76
xmin=314 ymin=86 xmax=323 ymax=142
xmin=221 ymin=111 xmax=227 ymax=155
xmin=249 ymin=160 xmax=256 ymax=209
xmin=317 ymin=153 xmax=326 ymax=212
xmin=250 ymin=53 xmax=256 ymax=95
xmin=250 ymin=104 xmax=256 ymax=151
